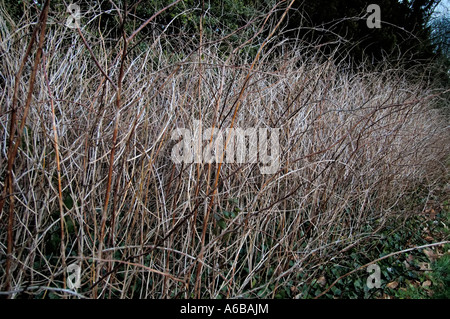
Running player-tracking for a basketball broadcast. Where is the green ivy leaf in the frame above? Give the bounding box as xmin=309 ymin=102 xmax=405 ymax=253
xmin=218 ymin=219 xmax=227 ymax=230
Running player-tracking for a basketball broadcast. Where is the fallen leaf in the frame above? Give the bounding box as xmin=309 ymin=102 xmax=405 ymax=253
xmin=424 ymin=236 xmax=434 ymax=242
xmin=422 ymin=280 xmax=432 ymax=288
xmin=403 ymin=260 xmax=412 ymax=270
xmin=424 ymin=208 xmax=437 ymax=219
xmin=316 ymin=276 xmax=327 ymax=287
xmin=429 ymin=208 xmax=436 ymax=219
xmin=386 ymin=281 xmax=399 ymax=289
xmin=419 ymin=262 xmax=431 ymax=271
xmin=423 ymin=249 xmax=438 ymax=261
xmin=406 ymin=254 xmax=414 ymax=263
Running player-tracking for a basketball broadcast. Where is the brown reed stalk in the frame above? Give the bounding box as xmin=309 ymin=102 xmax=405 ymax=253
xmin=0 ymin=0 xmax=49 ymax=295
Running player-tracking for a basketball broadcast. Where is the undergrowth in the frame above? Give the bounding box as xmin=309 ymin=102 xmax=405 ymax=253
xmin=309 ymin=186 xmax=449 ymax=299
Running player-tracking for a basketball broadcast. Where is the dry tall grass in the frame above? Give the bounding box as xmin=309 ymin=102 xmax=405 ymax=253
xmin=0 ymin=3 xmax=448 ymax=298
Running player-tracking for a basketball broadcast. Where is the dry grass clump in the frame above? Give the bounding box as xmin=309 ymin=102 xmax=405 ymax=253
xmin=0 ymin=3 xmax=448 ymax=298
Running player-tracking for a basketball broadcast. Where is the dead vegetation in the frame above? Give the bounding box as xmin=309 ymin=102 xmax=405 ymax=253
xmin=0 ymin=1 xmax=448 ymax=298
